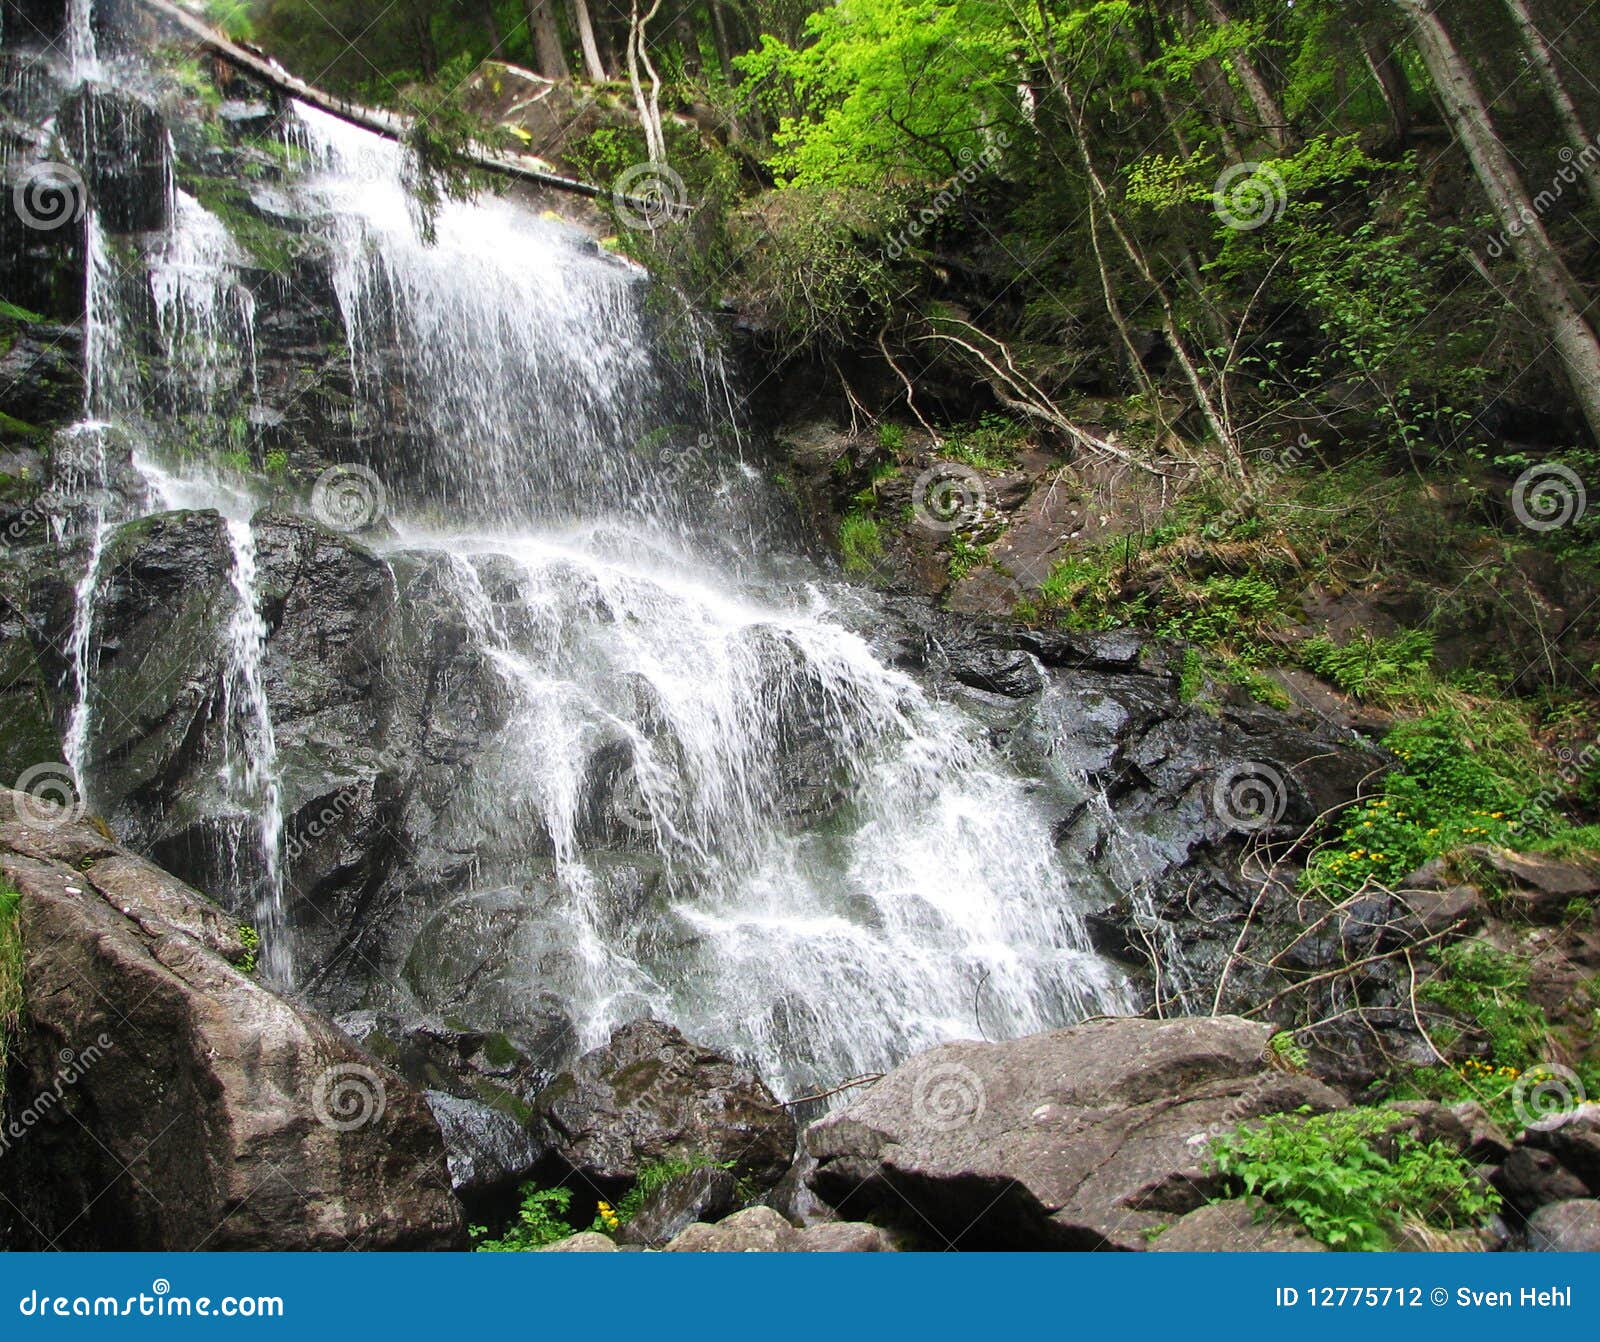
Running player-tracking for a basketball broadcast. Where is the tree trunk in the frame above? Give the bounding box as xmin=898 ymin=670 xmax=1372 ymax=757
xmin=525 ymin=0 xmax=569 ymax=79
xmin=1397 ymin=0 xmax=1600 ymax=442
xmin=1501 ymin=0 xmax=1600 ymax=203
xmin=1200 ymin=0 xmax=1290 ymax=150
xmin=708 ymin=0 xmax=735 ymax=84
xmin=567 ymin=0 xmax=609 ymax=80
xmin=1359 ymin=32 xmax=1412 ymax=147
xmin=627 ymin=0 xmax=667 ymax=165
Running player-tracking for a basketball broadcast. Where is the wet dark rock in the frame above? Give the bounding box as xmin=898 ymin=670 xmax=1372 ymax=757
xmin=806 ymin=1016 xmax=1346 ymax=1249
xmin=1493 ymin=1146 xmax=1591 ymax=1216
xmin=534 ymin=1019 xmax=797 ymax=1189
xmin=60 ymin=84 xmax=170 ymax=234
xmin=1522 ymin=1103 xmax=1600 ymax=1193
xmin=0 ymin=789 xmax=463 ymax=1250
xmin=614 ymin=1165 xmax=740 ymax=1246
xmin=424 ymin=1091 xmax=545 ymax=1203
xmin=0 ymin=321 xmax=82 ymax=426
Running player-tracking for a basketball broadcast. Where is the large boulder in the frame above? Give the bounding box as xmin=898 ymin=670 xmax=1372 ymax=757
xmin=1521 ymin=1104 xmax=1600 ymax=1192
xmin=1149 ymin=1199 xmax=1326 ymax=1252
xmin=805 ymin=1016 xmax=1345 ymax=1249
xmin=1526 ymin=1200 xmax=1600 ymax=1251
xmin=660 ymin=1205 xmax=900 ymax=1252
xmin=0 ymin=789 xmax=463 ymax=1250
xmin=534 ymin=1019 xmax=797 ymax=1189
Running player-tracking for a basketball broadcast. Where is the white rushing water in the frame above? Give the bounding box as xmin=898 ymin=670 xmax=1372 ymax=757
xmin=48 ymin=48 xmax=1132 ymax=1086
xmin=286 ymin=104 xmax=1131 ymax=1089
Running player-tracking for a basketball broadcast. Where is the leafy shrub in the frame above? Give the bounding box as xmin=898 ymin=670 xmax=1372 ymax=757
xmin=1307 ymin=709 xmax=1546 ymax=890
xmin=1302 ymin=629 xmax=1435 ymax=700
xmin=1211 ymin=1107 xmax=1498 ymax=1250
xmin=472 ymin=1185 xmax=577 ymax=1252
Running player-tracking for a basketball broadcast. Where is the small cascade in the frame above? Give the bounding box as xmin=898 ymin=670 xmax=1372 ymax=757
xmin=65 ymin=0 xmax=97 ymax=78
xmin=61 ymin=508 xmax=106 ymax=790
xmin=220 ymin=517 xmax=291 ymax=987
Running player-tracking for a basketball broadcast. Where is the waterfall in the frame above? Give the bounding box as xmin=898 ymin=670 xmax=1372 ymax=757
xmin=220 ymin=517 xmax=291 ymax=987
xmin=289 ymin=105 xmax=1132 ymax=1091
xmin=35 ymin=31 xmax=1133 ymax=1090
xmin=65 ymin=0 xmax=97 ymax=79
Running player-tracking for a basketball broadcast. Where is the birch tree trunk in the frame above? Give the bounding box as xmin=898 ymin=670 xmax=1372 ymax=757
xmin=1200 ymin=0 xmax=1290 ymax=150
xmin=1397 ymin=0 xmax=1600 ymax=442
xmin=568 ymin=0 xmax=609 ymax=79
xmin=1501 ymin=0 xmax=1600 ymax=202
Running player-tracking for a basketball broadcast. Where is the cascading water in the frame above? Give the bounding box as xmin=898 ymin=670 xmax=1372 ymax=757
xmin=33 ymin=10 xmax=1134 ymax=1090
xmin=287 ymin=105 xmax=1132 ymax=1090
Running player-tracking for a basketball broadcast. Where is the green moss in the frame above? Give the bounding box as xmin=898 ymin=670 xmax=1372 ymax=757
xmin=839 ymin=509 xmax=884 ymax=576
xmin=0 ymin=883 xmax=23 ymax=1107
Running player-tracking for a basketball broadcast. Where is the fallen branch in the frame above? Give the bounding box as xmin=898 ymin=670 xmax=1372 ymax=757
xmin=782 ymin=1073 xmax=884 ymax=1106
xmin=136 ymin=0 xmax=625 ymax=205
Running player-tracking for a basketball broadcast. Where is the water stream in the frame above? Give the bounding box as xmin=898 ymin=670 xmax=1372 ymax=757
xmin=32 ymin=14 xmax=1134 ymax=1091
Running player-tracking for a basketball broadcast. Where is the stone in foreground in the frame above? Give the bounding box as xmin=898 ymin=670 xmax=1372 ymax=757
xmin=534 ymin=1019 xmax=796 ymax=1187
xmin=0 ymin=791 xmax=462 ymax=1250
xmin=805 ymin=1016 xmax=1344 ymax=1250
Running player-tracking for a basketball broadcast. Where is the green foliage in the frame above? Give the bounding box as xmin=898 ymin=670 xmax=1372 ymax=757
xmin=1157 ymin=574 xmax=1284 ymax=659
xmin=839 ymin=509 xmax=884 ymax=576
xmin=204 ymin=0 xmax=255 ymax=41
xmin=472 ymin=1185 xmax=577 ymax=1252
xmin=940 ymin=414 xmax=1024 ymax=472
xmin=1306 ymin=708 xmax=1546 ymax=891
xmin=947 ymin=534 xmax=989 ymax=583
xmin=1211 ymin=1107 xmax=1499 ymax=1250
xmin=1301 ymin=630 xmax=1435 ymax=700
xmin=610 ymin=1155 xmax=734 ymax=1226
xmin=877 ymin=422 xmax=906 ymax=454
xmin=736 ymin=0 xmax=1019 ymax=189
xmin=0 ymin=883 xmax=21 ymax=1105
xmin=1418 ymin=942 xmax=1545 ymax=1069
xmin=236 ymin=923 xmax=259 ymax=976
